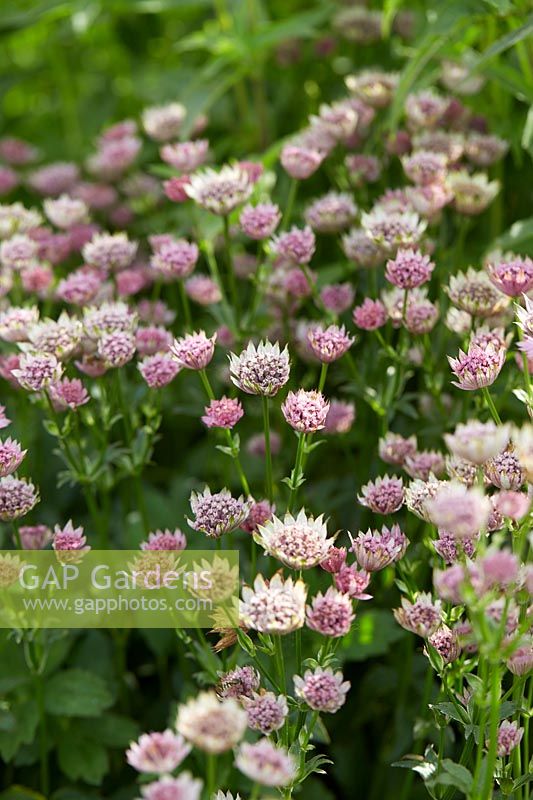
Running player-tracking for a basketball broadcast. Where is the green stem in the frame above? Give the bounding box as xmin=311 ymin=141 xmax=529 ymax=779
xmin=480 ymin=664 xmax=501 ymax=800
xmin=206 ymin=753 xmax=217 ymax=798
xmin=318 ymin=362 xmax=328 ymax=393
xmin=282 ymin=178 xmax=298 ymax=229
xmin=223 ymin=215 xmax=240 ymax=321
xmin=481 ymin=386 xmax=501 ymax=425
xmin=288 ymin=432 xmax=306 ymax=513
xmin=262 ymin=396 xmax=274 ymax=504
xmin=177 ymin=279 xmax=192 ymax=331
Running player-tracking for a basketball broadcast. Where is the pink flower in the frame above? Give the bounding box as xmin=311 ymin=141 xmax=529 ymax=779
xmin=493 ymin=490 xmax=531 ymax=520
xmin=188 ymin=487 xmax=252 ymax=538
xmin=433 ymin=530 xmax=477 ymax=564
xmin=82 ymin=232 xmax=137 ymax=272
xmin=12 ymin=352 xmax=63 ymax=392
xmin=280 ymin=145 xmax=324 ymax=179
xmin=150 ymin=239 xmax=198 ymax=280
xmin=48 ymin=378 xmax=90 ymax=411
xmin=19 ymin=524 xmax=52 ymax=550
xmin=402 ymin=150 xmax=447 ymax=185
xmin=405 ymin=450 xmax=445 ymax=480
xmin=320 ymin=545 xmax=347 ymax=574
xmin=425 ymin=482 xmax=491 ymax=538
xmin=184 ymin=166 xmax=252 ymax=215
xmin=235 ymin=738 xmax=296 ymax=787
xmin=136 ymin=327 xmax=172 ymax=357
xmin=484 ymin=447 xmax=525 ymax=490
xmin=217 ymin=665 xmax=260 ymax=699
xmin=270 ymin=226 xmax=316 ymax=265
xmin=307 ymin=324 xmax=354 ymax=363
xmin=350 ymin=525 xmax=408 ymax=571
xmin=385 ymin=248 xmax=435 ymax=289
xmin=170 ymin=331 xmax=216 ymax=370
xmin=185 ymin=275 xmax=221 ymax=305
xmin=426 ymin=625 xmax=461 ymax=664
xmin=487 ymin=256 xmax=533 ymax=297
xmin=323 ymin=399 xmax=356 ymax=434
xmin=97 ymin=331 xmax=136 ymax=368
xmin=320 ymin=282 xmax=355 ymax=313
xmin=379 ymin=432 xmax=417 ymax=465
xmin=28 ymin=162 xmax=79 ymax=195
xmin=352 ymin=298 xmax=387 ymax=330
xmin=164 ymin=176 xmax=192 ymax=203
xmin=480 ymin=549 xmax=519 ymax=589
xmin=294 ymin=667 xmax=350 ymax=713
xmin=0 ymin=437 xmax=26 ymax=477
xmin=448 ymin=343 xmax=505 ymax=390
xmin=56 ymin=268 xmax=103 ymax=306
xmin=0 ymin=476 xmax=39 ymax=520
xmin=52 ymin=520 xmax=88 ymax=552
xmin=138 ymin=774 xmax=202 ymax=800
xmin=229 ymin=340 xmax=290 ymax=397
xmin=304 ymin=192 xmax=357 ymax=233
xmin=358 ymin=475 xmax=404 ymax=514
xmin=495 ymin=721 xmax=523 ymax=757
xmin=306 ymin=587 xmax=354 ymax=637
xmin=282 ymin=389 xmax=329 ymax=433
xmin=241 ymin=500 xmax=274 ymax=534
xmin=202 ymin=397 xmax=243 ymax=429
xmin=126 ymin=729 xmax=191 ymax=773
xmin=240 ymin=203 xmax=281 ymax=239
xmin=334 ymin=564 xmax=372 ymax=599
xmin=243 ymin=692 xmax=288 ymax=734
xmin=139 ymin=353 xmax=181 ymax=388
xmin=140 ymin=529 xmax=186 ymax=551
xmin=393 ymin=593 xmax=442 ymax=637
xmin=0 ymin=406 xmax=11 ymax=429
xmin=342 ymin=228 xmax=385 ymax=268
xmin=160 ymin=139 xmax=209 ymax=172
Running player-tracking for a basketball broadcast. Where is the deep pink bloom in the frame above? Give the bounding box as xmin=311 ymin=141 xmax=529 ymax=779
xmin=52 ymin=520 xmax=88 ymax=552
xmin=0 ymin=437 xmax=26 ymax=477
xmin=306 ymin=587 xmax=354 ymax=637
xmin=352 ymin=298 xmax=387 ymax=330
xmin=320 ymin=282 xmax=355 ymax=313
xmin=320 ymin=545 xmax=347 ymax=573
xmin=241 ymin=500 xmax=275 ymax=534
xmin=140 ymin=529 xmax=186 ymax=551
xmin=334 ymin=564 xmax=372 ymax=600
xmin=202 ymin=397 xmax=243 ymax=429
xmin=138 ymin=353 xmax=181 ymax=388
xmin=163 ymin=176 xmax=192 ymax=203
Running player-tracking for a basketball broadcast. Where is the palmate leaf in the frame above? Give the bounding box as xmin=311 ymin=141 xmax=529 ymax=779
xmin=44 ymin=669 xmax=114 ymax=718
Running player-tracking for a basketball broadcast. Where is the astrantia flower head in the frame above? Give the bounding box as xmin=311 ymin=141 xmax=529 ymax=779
xmin=405 ymin=476 xmax=447 ymax=521
xmin=141 ymin=528 xmax=186 ymax=551
xmin=138 ymin=353 xmax=180 ymax=389
xmin=350 ymin=525 xmax=408 ymax=571
xmin=0 ymin=406 xmax=10 ymax=429
xmin=255 ymin=509 xmax=333 ymax=569
xmin=82 ymin=232 xmax=137 ymax=272
xmin=342 ymin=228 xmax=385 ymax=268
xmin=12 ymin=352 xmax=63 ymax=392
xmin=52 ymin=520 xmax=88 ymax=552
xmin=426 ymin=625 xmax=461 ymax=665
xmin=307 ymin=324 xmax=354 ymax=363
xmin=150 ymin=239 xmax=198 ymax=280
xmin=138 ymin=774 xmax=202 ymax=800
xmin=19 ymin=524 xmax=52 ymax=550
xmin=405 ymin=299 xmax=439 ymax=334
xmin=345 ymin=154 xmax=381 ymax=186
xmin=486 ymin=256 xmax=533 ymax=297
xmin=84 ymin=302 xmax=137 ymax=339
xmin=28 ymin=162 xmax=79 ymax=196
xmin=243 ymin=691 xmax=288 ymax=734
xmin=0 ymin=306 xmax=40 ymax=343
xmin=306 ymin=586 xmax=354 ymax=637
xmin=281 ymin=389 xmax=330 ymax=433
xmin=405 ymin=89 xmax=449 ymax=130
xmin=405 ymin=450 xmax=446 ymax=481
xmin=352 ymin=298 xmax=387 ymax=330
xmin=186 ymin=275 xmax=222 ymax=306
xmin=229 ymin=340 xmax=290 ymax=396
xmin=401 ymin=150 xmax=448 ymax=186
xmin=385 ymin=248 xmax=434 ymax=289
xmin=126 ymin=729 xmax=191 ymax=773
xmin=159 ymin=139 xmax=209 ymax=171
xmin=43 ymin=194 xmax=88 ymax=229
xmin=484 ymin=446 xmax=525 ymax=490
xmin=56 ymin=267 xmax=103 ymax=306
xmin=184 ymin=166 xmax=252 ymax=215
xmin=240 ymin=573 xmax=307 ymax=634
xmin=216 ymin=665 xmax=260 ymax=700
xmin=358 ymin=475 xmax=404 ymax=514
xmin=0 ymin=476 xmax=38 ymax=520
xmin=447 ymin=170 xmax=500 ymax=215
xmin=447 ymin=268 xmax=509 ymax=317
xmin=235 ymin=739 xmax=296 ymax=788
xmin=433 ymin=529 xmax=477 ymax=564
xmin=495 ymin=721 xmax=523 ymax=757
xmin=176 ymin=691 xmax=247 ymax=754
xmin=280 ymin=144 xmax=324 ymax=179
xmin=241 ymin=499 xmax=274 ymax=534
xmin=425 ymin=482 xmax=491 ymax=538
xmin=28 ymin=313 xmax=83 ymax=360
xmin=406 ymin=182 xmax=453 ymax=218
xmin=506 ymin=640 xmax=533 ymax=676
xmin=379 ymin=432 xmax=417 ymax=465
xmin=0 ymin=202 xmax=42 ymax=238
xmin=444 ymin=419 xmax=510 ymax=465
xmin=394 ymin=592 xmax=442 ymax=637
xmin=493 ymin=490 xmax=531 ymax=521
xmin=270 ymin=225 xmax=316 ymax=265
xmin=362 ymin=208 xmax=426 ymax=253
xmin=0 ymin=437 xmax=26 ymax=477
xmin=142 ymin=102 xmax=186 ymax=141
xmin=448 ymin=343 xmax=505 ymax=390
xmin=188 ymin=487 xmax=252 ymax=538
xmin=320 ymin=282 xmax=355 ymax=313
xmin=0 ymin=234 xmax=38 ymax=271
xmin=97 ymin=331 xmax=136 ymax=368
xmin=201 ymin=397 xmax=243 ymax=429
xmin=304 ymin=192 xmax=357 ymax=233
xmin=345 ymin=69 xmax=399 ymax=108
xmin=465 ymin=132 xmax=508 ymax=167
xmin=294 ymin=667 xmax=350 ymax=713
xmin=239 ymin=203 xmax=281 ymax=240
xmin=170 ymin=330 xmax=216 ymax=370
xmin=324 ymin=399 xmax=356 ymax=434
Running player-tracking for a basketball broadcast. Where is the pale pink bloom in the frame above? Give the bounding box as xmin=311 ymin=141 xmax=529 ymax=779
xmin=142 ymin=102 xmax=186 ymax=141
xmin=280 ymin=144 xmax=324 ymax=179
xmin=342 ymin=228 xmax=385 ymax=268
xmin=433 ymin=529 xmax=477 ymax=563
xmin=184 ymin=166 xmax=252 ymax=215
xmin=84 ymin=300 xmax=138 ymax=339
xmin=229 ymin=340 xmax=290 ymax=396
xmin=19 ymin=524 xmax=52 ymax=550
xmin=306 ymin=586 xmax=354 ymax=637
xmin=0 ymin=202 xmax=42 ymax=238
xmin=406 ymin=182 xmax=453 ymax=217
xmin=75 ymin=354 xmax=107 ymax=378
xmin=56 ymin=267 xmax=103 ymax=306
xmin=405 ymin=90 xmax=449 ymax=129
xmin=246 ymin=431 xmax=281 ymax=458
xmin=350 ymin=525 xmax=408 ymax=571
xmin=87 ymin=138 xmax=141 ymax=179
xmin=345 ymin=154 xmax=381 ymax=186
xmin=235 ymin=739 xmax=296 ymax=787
xmin=160 ymin=139 xmax=209 ymax=171
xmin=346 ymin=69 xmax=399 ymax=108
xmin=493 ymin=490 xmax=531 ymax=520
xmin=150 ymin=239 xmax=198 ymax=280
xmin=241 ymin=500 xmax=274 ymax=534
xmin=358 ymin=475 xmax=404 ymax=514
xmin=43 ymin=194 xmax=88 ymax=229
xmin=188 ymin=487 xmax=252 ymax=538
xmin=270 ymin=225 xmax=316 ymax=265
xmin=283 ymin=266 xmax=312 ymax=298
xmin=176 ymin=691 xmax=247 ymax=754
xmin=294 ymin=667 xmax=350 ymax=713
xmin=137 ymin=299 xmax=175 ymax=326
xmin=334 ymin=7 xmax=381 ymax=44
xmin=0 ymin=406 xmax=10 ymax=429
xmin=447 ymin=170 xmax=499 ymax=215
xmin=425 ymin=482 xmax=491 ymax=538
xmin=140 ymin=529 xmax=186 ymax=551
xmin=72 ymin=181 xmax=117 ymax=209
xmin=444 ymin=420 xmax=510 ymax=465
xmin=28 ymin=313 xmax=83 ymax=360
xmin=448 ymin=343 xmax=505 ymax=390
xmin=405 ymin=450 xmax=446 ymax=481
xmin=83 ymin=232 xmax=137 ymax=272
xmin=0 ymin=437 xmax=26 ymax=477
xmin=352 ymin=298 xmax=387 ymax=330
xmin=237 ymin=160 xmax=263 ymax=184
xmin=97 ymin=331 xmax=136 ymax=368
xmin=405 ymin=299 xmax=439 ymax=334
xmin=487 ymin=256 xmax=533 ymax=297
xmin=506 ymin=640 xmax=533 ymax=676
xmin=185 ymin=275 xmax=221 ymax=305
xmin=0 ymin=306 xmax=40 ymax=343
xmin=240 ymin=203 xmax=281 ymax=240
xmin=385 ymin=248 xmax=434 ymax=289
xmin=135 ymin=327 xmax=172 ymax=357
xmin=324 ymin=399 xmax=356 ymax=434
xmin=170 ymin=330 xmax=216 ymax=370
xmin=21 ymin=263 xmax=54 ymax=296
xmin=28 ymin=162 xmax=79 ymax=195
xmin=138 ymin=774 xmax=202 ymax=800
xmin=0 ymin=166 xmax=18 ymax=195
xmin=240 ymin=573 xmax=307 ymax=634
xmin=480 ymin=549 xmax=519 ymax=589
xmin=243 ymin=692 xmax=288 ymax=734
xmin=304 ymin=192 xmax=357 ymax=233
xmin=0 ymin=234 xmax=38 ymax=270
xmin=465 ymin=133 xmax=508 ymax=166
xmin=13 ymin=352 xmax=63 ymax=392
xmin=0 ymin=476 xmax=38 ymax=520
xmin=52 ymin=520 xmax=88 ymax=551
xmin=0 ymin=137 xmax=39 ymax=165
xmin=116 ymin=268 xmax=149 ymax=297
xmin=484 ymin=446 xmax=524 ymax=490
xmin=334 ymin=564 xmax=372 ymax=599
xmin=320 ymin=282 xmax=355 ymax=313
xmin=202 ymin=397 xmax=243 ymax=429
xmin=379 ymin=432 xmax=417 ymax=465
xmin=255 ymin=509 xmax=333 ymax=569
xmin=320 ymin=545 xmax=347 ymax=574
xmin=362 ymin=208 xmax=426 ymax=253
xmin=495 ymin=721 xmax=523 ymax=757
xmin=307 ymin=324 xmax=353 ymax=363
xmin=281 ymin=389 xmax=329 ymax=433
xmin=126 ymin=729 xmax=191 ymax=773
xmin=216 ymin=666 xmax=260 ymax=700
xmin=0 ymin=354 xmax=22 ymax=387
xmin=393 ymin=593 xmax=443 ymax=637
xmin=401 ymin=150 xmax=448 ymax=186
xmin=426 ymin=625 xmax=460 ymax=664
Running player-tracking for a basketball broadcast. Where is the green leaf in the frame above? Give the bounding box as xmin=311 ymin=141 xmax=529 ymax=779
xmin=490 ymin=217 xmax=533 ymax=255
xmin=77 ymin=713 xmax=140 ymax=748
xmin=44 ymin=669 xmax=113 ymax=718
xmin=439 ymin=760 xmax=473 ymax=794
xmin=0 ymin=700 xmax=39 ymax=762
xmin=57 ymin=731 xmax=108 ymax=786
xmin=340 ymin=609 xmax=406 ymax=661
xmin=0 ymin=787 xmax=46 ymax=800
